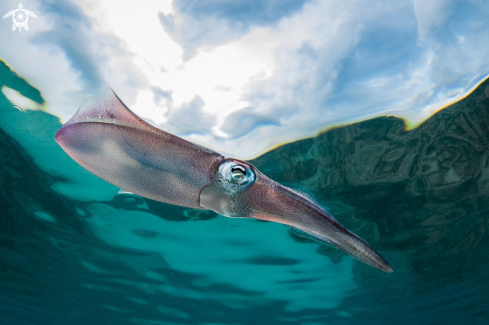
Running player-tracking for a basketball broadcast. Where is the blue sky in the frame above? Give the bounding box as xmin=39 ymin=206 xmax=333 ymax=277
xmin=1 ymin=0 xmax=489 ymax=158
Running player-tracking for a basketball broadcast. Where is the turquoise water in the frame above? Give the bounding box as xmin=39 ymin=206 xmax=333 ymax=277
xmin=1 ymin=59 xmax=489 ymax=324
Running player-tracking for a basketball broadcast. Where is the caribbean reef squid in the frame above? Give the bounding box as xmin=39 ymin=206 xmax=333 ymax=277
xmin=55 ymin=88 xmax=393 ymax=273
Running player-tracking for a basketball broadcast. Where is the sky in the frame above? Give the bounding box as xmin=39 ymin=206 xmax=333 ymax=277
xmin=1 ymin=0 xmax=489 ymax=159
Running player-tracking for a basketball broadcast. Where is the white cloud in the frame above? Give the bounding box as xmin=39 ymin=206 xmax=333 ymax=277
xmin=1 ymin=0 xmax=489 ymax=160
xmin=413 ymin=0 xmax=455 ymax=42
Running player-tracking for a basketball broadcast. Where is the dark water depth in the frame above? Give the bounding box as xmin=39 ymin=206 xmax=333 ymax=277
xmin=1 ymin=60 xmax=489 ymax=324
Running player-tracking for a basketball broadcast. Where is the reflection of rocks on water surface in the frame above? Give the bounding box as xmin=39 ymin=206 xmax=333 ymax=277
xmin=252 ymin=80 xmax=489 ymax=298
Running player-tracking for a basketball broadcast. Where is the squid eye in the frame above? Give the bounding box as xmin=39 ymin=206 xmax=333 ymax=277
xmin=231 ymin=166 xmax=246 ymax=181
xmin=216 ymin=160 xmax=256 ymax=191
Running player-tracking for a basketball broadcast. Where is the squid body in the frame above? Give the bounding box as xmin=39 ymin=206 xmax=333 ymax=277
xmin=55 ymin=88 xmax=393 ymax=273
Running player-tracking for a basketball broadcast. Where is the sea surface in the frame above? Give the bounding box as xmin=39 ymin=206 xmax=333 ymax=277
xmin=1 ymin=60 xmax=489 ymax=324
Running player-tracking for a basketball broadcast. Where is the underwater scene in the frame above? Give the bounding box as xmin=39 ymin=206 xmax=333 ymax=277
xmin=2 ymin=59 xmax=489 ymax=324
xmin=2 ymin=0 xmax=489 ymax=324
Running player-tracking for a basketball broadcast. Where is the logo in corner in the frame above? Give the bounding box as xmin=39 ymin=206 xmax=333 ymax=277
xmin=3 ymin=3 xmax=38 ymax=32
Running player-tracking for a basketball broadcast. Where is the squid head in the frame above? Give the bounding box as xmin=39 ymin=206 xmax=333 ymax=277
xmin=55 ymin=88 xmax=393 ymax=273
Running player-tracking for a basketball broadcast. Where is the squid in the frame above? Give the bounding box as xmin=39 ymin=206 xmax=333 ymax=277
xmin=55 ymin=88 xmax=393 ymax=273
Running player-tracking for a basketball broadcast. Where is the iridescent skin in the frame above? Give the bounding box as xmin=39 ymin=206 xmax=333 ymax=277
xmin=55 ymin=88 xmax=393 ymax=273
